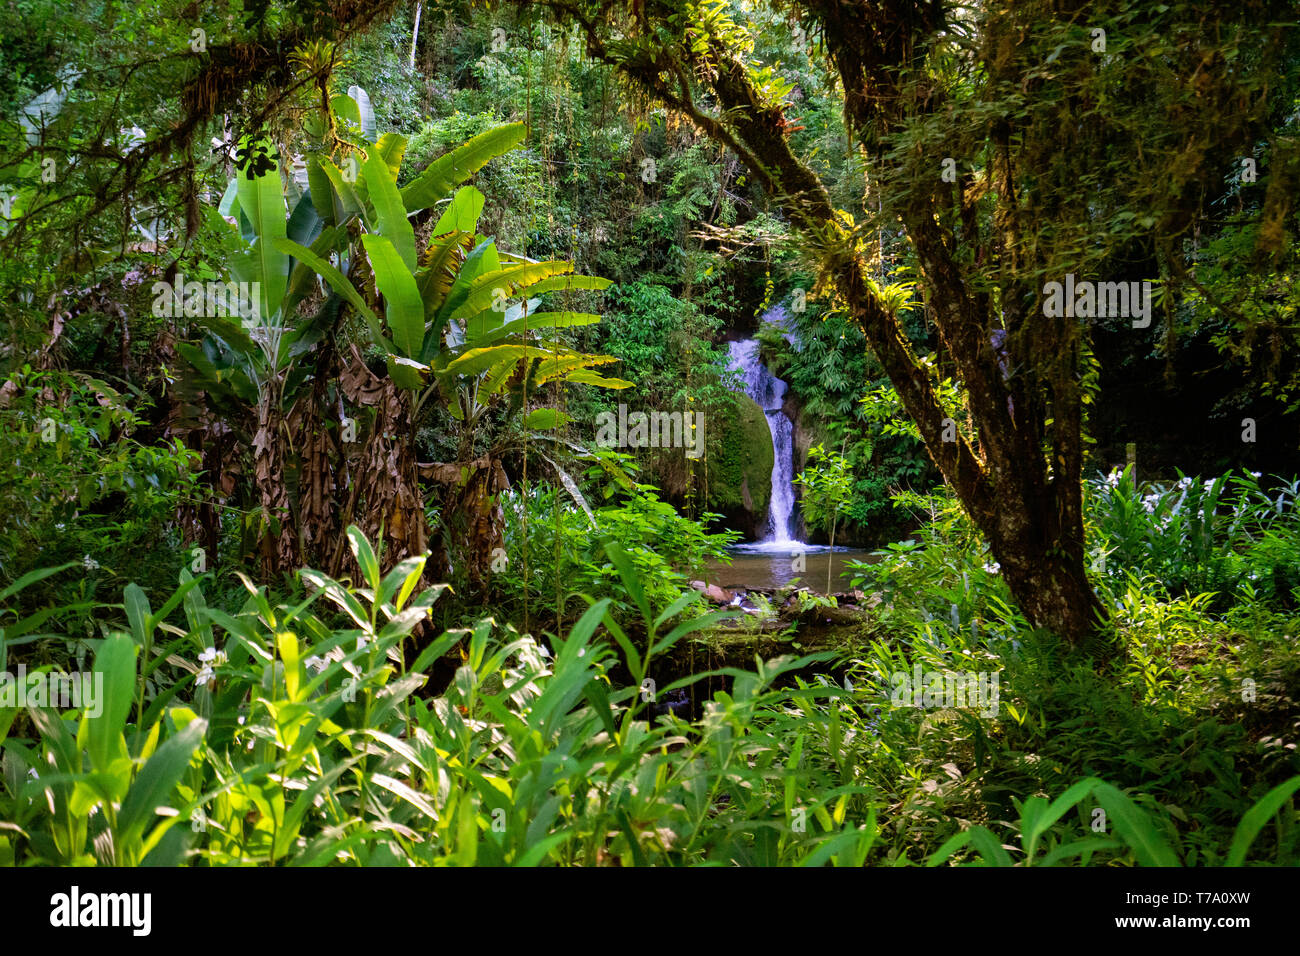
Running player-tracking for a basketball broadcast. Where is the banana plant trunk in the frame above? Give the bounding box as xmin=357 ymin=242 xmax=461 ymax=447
xmin=336 ymin=348 xmax=428 ymax=579
xmin=253 ymin=393 xmax=298 ymax=578
xmin=422 ymin=456 xmax=509 ymax=595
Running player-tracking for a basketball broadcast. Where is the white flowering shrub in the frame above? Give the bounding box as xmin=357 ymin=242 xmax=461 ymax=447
xmin=1086 ymin=468 xmax=1300 ymax=608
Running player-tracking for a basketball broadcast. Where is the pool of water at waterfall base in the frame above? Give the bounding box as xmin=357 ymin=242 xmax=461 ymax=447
xmin=704 ymin=544 xmax=880 ymax=593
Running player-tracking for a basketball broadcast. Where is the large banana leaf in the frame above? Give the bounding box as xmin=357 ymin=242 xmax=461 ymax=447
xmin=316 ymin=157 xmax=366 ymax=223
xmin=362 ymin=149 xmax=416 ymax=272
xmin=433 ymin=185 xmax=486 ymax=235
xmin=347 ymin=85 xmax=376 ymax=142
xmin=286 ymin=191 xmax=323 ymax=247
xmin=441 ymin=344 xmax=552 ymax=380
xmin=400 ymin=122 xmax=527 ymax=212
xmin=306 ymin=155 xmax=336 ymax=226
xmin=374 ymin=132 xmax=408 ymax=181
xmin=444 ymin=260 xmax=575 ymax=326
xmin=418 ymin=230 xmax=468 ymax=311
xmin=469 ymin=310 xmax=601 ymax=348
xmin=562 ymin=368 xmax=635 ymax=389
xmin=360 ymin=233 xmax=424 ymax=360
xmin=176 ymin=341 xmax=258 ymax=406
xmin=274 ymin=237 xmax=392 ymax=353
xmin=235 ymin=154 xmax=288 ymax=318
xmin=433 ymin=239 xmax=501 ymax=328
xmin=532 ymin=353 xmax=622 ymax=386
xmin=517 ymin=275 xmax=614 ymax=296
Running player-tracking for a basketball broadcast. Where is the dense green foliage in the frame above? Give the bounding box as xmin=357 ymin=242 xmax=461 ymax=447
xmin=1 ymin=0 xmax=1298 ymax=870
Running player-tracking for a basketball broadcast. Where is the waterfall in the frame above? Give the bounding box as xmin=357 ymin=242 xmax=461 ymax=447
xmin=726 ymin=338 xmax=798 ymax=544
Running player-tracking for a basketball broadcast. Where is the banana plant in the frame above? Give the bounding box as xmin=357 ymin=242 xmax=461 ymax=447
xmin=283 ymin=122 xmax=632 ymax=435
xmin=176 ymin=135 xmax=345 ymax=574
xmin=278 ymin=120 xmax=632 ymax=582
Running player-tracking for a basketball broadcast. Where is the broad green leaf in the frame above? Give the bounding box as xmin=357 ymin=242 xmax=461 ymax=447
xmin=273 ymin=238 xmax=392 ymax=352
xmin=116 ymin=717 xmax=207 ymax=849
xmin=362 ymin=234 xmax=424 ymax=359
xmin=374 ymin=131 xmax=408 ymax=179
xmin=1093 ymin=783 xmax=1182 ymax=867
xmin=433 ymin=185 xmax=486 ymax=235
xmin=316 ymin=156 xmax=366 ymax=223
xmin=347 ymin=85 xmax=375 ymax=141
xmin=234 ymin=154 xmax=288 ymax=317
xmin=401 ymin=123 xmax=527 ymax=212
xmin=523 ymin=408 xmax=571 ymax=430
xmin=363 ymin=149 xmax=417 ymax=272
xmin=85 ymin=634 xmax=137 ymax=773
xmin=306 ymin=155 xmax=334 ymax=225
xmin=346 ymin=525 xmax=382 ymax=592
xmin=449 ymin=261 xmax=576 ymax=323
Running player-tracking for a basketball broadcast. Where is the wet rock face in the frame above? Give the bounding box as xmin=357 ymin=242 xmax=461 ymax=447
xmin=704 ymin=390 xmax=773 ymax=538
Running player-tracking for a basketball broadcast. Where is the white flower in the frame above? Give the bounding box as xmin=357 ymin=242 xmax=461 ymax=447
xmin=198 ymin=646 xmax=227 ymax=666
xmin=1250 ymin=471 xmax=1261 ymax=479
xmin=1178 ymin=477 xmax=1193 ymax=489
xmin=1204 ymin=479 xmax=1215 ymax=491
xmin=356 ymin=635 xmax=369 ymax=651
xmin=27 ymin=768 xmax=38 ymax=780
xmin=304 ymin=655 xmax=327 ymax=674
xmin=983 ymin=562 xmax=1000 ymax=574
xmin=82 ymin=554 xmax=99 ymax=571
xmin=1106 ymin=470 xmax=1121 ymax=488
xmin=196 ymin=646 xmax=226 ymax=686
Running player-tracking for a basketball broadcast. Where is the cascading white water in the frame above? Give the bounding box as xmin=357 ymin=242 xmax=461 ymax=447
xmin=727 ymin=338 xmax=797 ymax=544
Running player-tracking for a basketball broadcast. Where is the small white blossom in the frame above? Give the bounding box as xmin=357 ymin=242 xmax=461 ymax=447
xmin=1250 ymin=471 xmax=1261 ymax=479
xmin=305 ymin=655 xmax=327 ymax=674
xmin=1178 ymin=477 xmax=1193 ymax=489
xmin=82 ymin=554 xmax=99 ymax=571
xmin=1106 ymin=470 xmax=1122 ymax=488
xmin=983 ymin=562 xmax=1000 ymax=574
xmin=196 ymin=646 xmax=226 ymax=686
